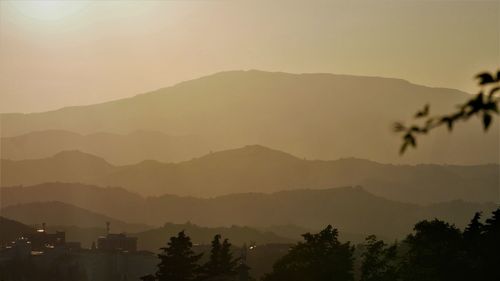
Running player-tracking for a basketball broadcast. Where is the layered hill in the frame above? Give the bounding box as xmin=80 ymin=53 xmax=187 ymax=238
xmin=1 ymin=70 xmax=497 ymax=164
xmin=0 ymin=210 xmax=292 ymax=250
xmin=1 ymin=146 xmax=498 ymax=203
xmin=1 ymin=130 xmax=210 ymax=165
xmin=1 ymin=183 xmax=496 ymax=239
xmin=0 ymin=217 xmax=35 ymax=245
xmin=0 ymin=201 xmax=152 ymax=233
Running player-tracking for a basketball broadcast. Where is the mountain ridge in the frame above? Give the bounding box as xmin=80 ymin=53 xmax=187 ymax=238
xmin=1 ymin=201 xmax=152 ymax=233
xmin=1 ymin=70 xmax=496 ymax=164
xmin=1 ymin=183 xmax=496 ymax=239
xmin=1 ymin=146 xmax=498 ymax=203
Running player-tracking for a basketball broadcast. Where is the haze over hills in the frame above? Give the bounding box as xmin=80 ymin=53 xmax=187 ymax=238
xmin=0 ymin=215 xmax=293 ymax=250
xmin=1 ymin=70 xmax=498 ymax=164
xmin=1 ymin=183 xmax=496 ymax=239
xmin=1 ymin=146 xmax=498 ymax=203
xmin=0 ymin=201 xmax=152 ymax=233
xmin=1 ymin=130 xmax=210 ymax=165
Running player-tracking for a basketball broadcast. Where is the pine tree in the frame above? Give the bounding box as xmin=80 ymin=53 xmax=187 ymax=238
xmin=200 ymin=234 xmax=238 ymax=281
xmin=481 ymin=208 xmax=500 ymax=280
xmin=464 ymin=212 xmax=483 ymax=242
xmin=156 ymin=231 xmax=202 ymax=281
xmin=236 ymin=244 xmax=254 ymax=281
xmin=462 ymin=212 xmax=484 ymax=280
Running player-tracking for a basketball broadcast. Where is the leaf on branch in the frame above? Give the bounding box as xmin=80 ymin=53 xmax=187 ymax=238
xmin=425 ymin=118 xmax=435 ymax=126
xmin=400 ymin=133 xmax=416 ymax=154
xmin=441 ymin=117 xmax=454 ymax=131
xmin=483 ymin=113 xmax=492 ymax=130
xmin=414 ymin=104 xmax=430 ymax=118
xmin=399 ymin=142 xmax=408 ymax=155
xmin=476 ymin=72 xmax=496 ymax=85
xmin=393 ymin=122 xmax=406 ymax=132
xmin=484 ymin=101 xmax=498 ymax=113
xmin=488 ymin=86 xmax=500 ymax=99
xmin=409 ymin=126 xmax=422 ymax=133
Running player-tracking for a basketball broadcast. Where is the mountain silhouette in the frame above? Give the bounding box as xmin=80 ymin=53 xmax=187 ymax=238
xmin=0 ymin=201 xmax=152 ymax=233
xmin=0 ymin=216 xmax=35 ymax=245
xmin=1 ymin=130 xmax=210 ymax=165
xmin=1 ymin=183 xmax=496 ymax=239
xmin=1 ymin=70 xmax=497 ymax=164
xmin=1 ymin=146 xmax=498 ymax=202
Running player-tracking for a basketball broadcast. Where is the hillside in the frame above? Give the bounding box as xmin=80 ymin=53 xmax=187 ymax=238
xmin=1 ymin=130 xmax=210 ymax=165
xmin=1 ymin=183 xmax=496 ymax=239
xmin=1 ymin=146 xmax=498 ymax=203
xmin=1 ymin=70 xmax=497 ymax=164
xmin=0 ymin=201 xmax=153 ymax=233
xmin=0 ymin=217 xmax=35 ymax=245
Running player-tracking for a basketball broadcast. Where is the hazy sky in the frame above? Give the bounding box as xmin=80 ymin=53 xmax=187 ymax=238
xmin=0 ymin=0 xmax=498 ymax=113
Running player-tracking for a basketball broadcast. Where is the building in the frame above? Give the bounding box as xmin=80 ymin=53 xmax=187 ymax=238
xmin=96 ymin=222 xmax=137 ymax=252
xmin=97 ymin=233 xmax=137 ymax=252
xmin=29 ymin=223 xmax=66 ymax=251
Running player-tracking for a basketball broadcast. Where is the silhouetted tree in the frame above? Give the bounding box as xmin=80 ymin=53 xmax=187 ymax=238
xmin=480 ymin=208 xmax=500 ymax=280
xmin=199 ymin=234 xmax=238 ymax=281
xmin=156 ymin=231 xmax=202 ymax=281
xmin=360 ymin=235 xmax=398 ymax=281
xmin=399 ymin=219 xmax=466 ymax=281
xmin=235 ymin=262 xmax=252 ymax=281
xmin=395 ymin=70 xmax=499 ymax=153
xmin=461 ymin=212 xmax=484 ymax=280
xmin=235 ymin=244 xmax=254 ymax=281
xmin=262 ymin=225 xmax=354 ymax=281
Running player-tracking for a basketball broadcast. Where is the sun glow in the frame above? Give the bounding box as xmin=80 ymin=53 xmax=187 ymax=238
xmin=7 ymin=0 xmax=89 ymax=21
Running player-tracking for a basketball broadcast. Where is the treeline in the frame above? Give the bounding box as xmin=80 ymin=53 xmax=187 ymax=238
xmin=145 ymin=208 xmax=500 ymax=281
xmin=141 ymin=232 xmax=253 ymax=281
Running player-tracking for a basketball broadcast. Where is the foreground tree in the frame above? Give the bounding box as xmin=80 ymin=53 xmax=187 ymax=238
xmin=235 ymin=244 xmax=254 ymax=281
xmin=479 ymin=208 xmax=500 ymax=280
xmin=399 ymin=219 xmax=466 ymax=281
xmin=360 ymin=235 xmax=398 ymax=281
xmin=199 ymin=234 xmax=239 ymax=281
xmin=395 ymin=70 xmax=499 ymax=153
xmin=462 ymin=212 xmax=484 ymax=280
xmin=263 ymin=225 xmax=354 ymax=281
xmin=156 ymin=231 xmax=202 ymax=281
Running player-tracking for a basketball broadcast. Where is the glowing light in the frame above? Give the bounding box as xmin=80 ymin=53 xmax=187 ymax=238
xmin=8 ymin=1 xmax=89 ymax=21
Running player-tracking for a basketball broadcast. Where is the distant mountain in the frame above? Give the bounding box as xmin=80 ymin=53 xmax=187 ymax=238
xmin=1 ymin=183 xmax=496 ymax=239
xmin=1 ymin=183 xmax=146 ymax=221
xmin=0 ymin=201 xmax=153 ymax=233
xmin=1 ymin=150 xmax=113 ymax=186
xmin=1 ymin=70 xmax=497 ymax=164
xmin=0 ymin=217 xmax=35 ymax=245
xmin=1 ymin=146 xmax=498 ymax=203
xmin=1 ymin=130 xmax=211 ymax=165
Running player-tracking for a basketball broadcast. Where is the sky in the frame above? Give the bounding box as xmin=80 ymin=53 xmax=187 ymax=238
xmin=0 ymin=0 xmax=498 ymax=113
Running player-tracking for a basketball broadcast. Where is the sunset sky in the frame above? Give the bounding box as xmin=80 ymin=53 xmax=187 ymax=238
xmin=0 ymin=0 xmax=498 ymax=113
